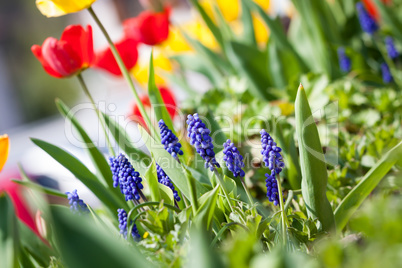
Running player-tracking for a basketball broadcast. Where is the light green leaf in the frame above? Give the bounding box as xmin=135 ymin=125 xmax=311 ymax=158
xmin=240 ymin=0 xmax=257 ymax=46
xmin=12 ymin=180 xmax=66 ymax=198
xmin=144 ymin=159 xmax=162 ymax=203
xmin=334 ymin=141 xmax=402 ymax=231
xmin=194 ymin=185 xmax=220 ymax=230
xmin=50 ymin=206 xmax=155 ymax=268
xmin=295 ymin=84 xmax=335 ymax=232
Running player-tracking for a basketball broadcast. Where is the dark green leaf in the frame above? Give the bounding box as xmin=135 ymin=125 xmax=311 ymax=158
xmin=0 ymin=194 xmax=19 ymax=268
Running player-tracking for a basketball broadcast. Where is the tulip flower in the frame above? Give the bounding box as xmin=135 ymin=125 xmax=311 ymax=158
xmin=32 ymin=25 xmax=94 ymax=78
xmin=94 ymin=37 xmax=139 ymax=76
xmin=130 ymin=87 xmax=177 ymax=127
xmin=36 ymin=0 xmax=96 ymax=18
xmin=0 ymin=135 xmax=41 ymax=238
xmin=123 ymin=7 xmax=171 ymax=46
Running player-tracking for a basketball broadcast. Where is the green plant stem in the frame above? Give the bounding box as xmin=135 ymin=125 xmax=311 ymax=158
xmin=239 ymin=177 xmax=256 ymax=214
xmin=213 ymin=169 xmax=235 ymax=213
xmin=128 ymin=201 xmax=181 ymax=214
xmin=276 ymin=174 xmax=288 ymax=248
xmin=87 ymin=7 xmax=157 ymax=137
xmin=76 ymin=74 xmax=115 ymax=156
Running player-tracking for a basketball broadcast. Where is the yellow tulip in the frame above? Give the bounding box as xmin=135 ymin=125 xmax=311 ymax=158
xmin=36 ymin=0 xmax=96 ymax=18
xmin=132 ymin=52 xmax=173 ymax=87
xmin=253 ymin=14 xmax=269 ymax=45
xmin=0 ymin=134 xmax=9 ymax=172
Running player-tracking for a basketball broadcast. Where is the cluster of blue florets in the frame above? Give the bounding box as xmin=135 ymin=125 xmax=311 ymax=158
xmin=117 ymin=208 xmax=140 ymax=241
xmin=66 ymin=189 xmax=90 ymax=215
xmin=223 ymin=139 xmax=245 ymax=178
xmin=337 ymin=47 xmax=351 ymax=73
xmin=159 ymin=119 xmax=183 ymax=158
xmin=381 ymin=63 xmax=393 ymax=83
xmin=356 ymin=2 xmax=378 ymax=35
xmin=385 ymin=36 xmax=399 ymax=59
xmin=109 ymin=154 xmax=144 ymax=201
xmin=260 ymin=130 xmax=285 ymax=206
xmin=156 ymin=163 xmax=181 ymax=202
xmin=186 ymin=113 xmax=220 ymax=171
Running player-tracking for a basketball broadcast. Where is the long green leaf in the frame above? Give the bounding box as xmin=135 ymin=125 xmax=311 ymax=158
xmin=144 ymin=159 xmax=162 ymax=202
xmin=12 ymin=180 xmax=67 ymax=198
xmin=101 ymin=112 xmax=150 ymax=176
xmin=0 ymin=194 xmax=19 ymax=268
xmin=56 ymin=99 xmax=114 ymax=191
xmin=240 ymin=0 xmax=257 ymax=46
xmin=188 ymin=0 xmax=224 ymax=49
xmin=295 ymin=84 xmax=335 ymax=232
xmin=334 ymin=141 xmax=402 ymax=231
xmin=31 ymin=138 xmax=126 ymax=214
xmin=147 ymin=51 xmax=175 ymax=135
xmin=139 ymin=127 xmax=208 ymax=200
xmin=50 ymin=206 xmax=155 ymax=268
xmin=228 ymin=41 xmax=273 ymax=100
xmin=249 ymin=1 xmax=307 ymax=71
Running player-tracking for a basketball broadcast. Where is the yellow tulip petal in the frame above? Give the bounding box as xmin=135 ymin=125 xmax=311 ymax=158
xmin=36 ymin=0 xmax=96 ymax=18
xmin=0 ymin=134 xmax=10 ymax=172
xmin=217 ymin=0 xmax=240 ymax=22
xmin=254 ymin=0 xmax=270 ymax=11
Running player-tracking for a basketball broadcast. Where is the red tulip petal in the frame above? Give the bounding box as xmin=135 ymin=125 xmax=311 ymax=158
xmin=31 ymin=44 xmax=63 ymax=78
xmin=123 ymin=7 xmax=170 ymax=46
xmin=94 ymin=37 xmax=138 ymax=76
xmin=41 ymin=37 xmax=82 ymax=77
xmin=61 ymin=24 xmax=94 ymax=66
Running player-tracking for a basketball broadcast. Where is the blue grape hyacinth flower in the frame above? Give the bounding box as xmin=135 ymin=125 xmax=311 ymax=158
xmin=156 ymin=163 xmax=181 ymax=202
xmin=223 ymin=139 xmax=245 ymax=178
xmin=109 ymin=153 xmax=144 ymax=201
xmin=186 ymin=113 xmax=220 ymax=171
xmin=260 ymin=129 xmax=285 ymax=206
xmin=159 ymin=119 xmax=183 ymax=158
xmin=356 ymin=2 xmax=378 ymax=35
xmin=381 ymin=63 xmax=393 ymax=83
xmin=117 ymin=208 xmax=140 ymax=241
xmin=66 ymin=189 xmax=90 ymax=215
xmin=337 ymin=47 xmax=351 ymax=73
xmin=385 ymin=36 xmax=399 ymax=59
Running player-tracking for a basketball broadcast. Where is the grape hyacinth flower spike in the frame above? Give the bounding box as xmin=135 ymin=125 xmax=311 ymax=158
xmin=66 ymin=189 xmax=90 ymax=215
xmin=381 ymin=63 xmax=393 ymax=84
xmin=186 ymin=113 xmax=220 ymax=171
xmin=159 ymin=119 xmax=183 ymax=159
xmin=337 ymin=47 xmax=351 ymax=73
xmin=223 ymin=139 xmax=245 ymax=178
xmin=356 ymin=2 xmax=378 ymax=35
xmin=385 ymin=36 xmax=399 ymax=59
xmin=156 ymin=163 xmax=181 ymax=202
xmin=109 ymin=153 xmax=144 ymax=201
xmin=260 ymin=129 xmax=285 ymax=206
xmin=118 ymin=208 xmax=140 ymax=241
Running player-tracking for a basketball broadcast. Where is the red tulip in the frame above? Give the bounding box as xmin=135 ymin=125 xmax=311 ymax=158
xmin=0 ymin=172 xmax=40 ymax=238
xmin=123 ymin=7 xmax=171 ymax=46
xmin=94 ymin=37 xmax=139 ymax=76
xmin=363 ymin=0 xmax=392 ymax=20
xmin=130 ymin=86 xmax=177 ymax=128
xmin=31 ymin=25 xmax=94 ymax=78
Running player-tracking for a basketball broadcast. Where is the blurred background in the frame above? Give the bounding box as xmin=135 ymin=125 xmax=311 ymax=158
xmin=0 ymin=0 xmax=289 ymax=203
